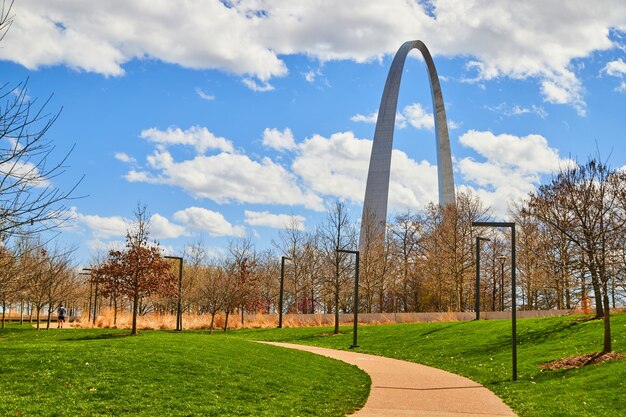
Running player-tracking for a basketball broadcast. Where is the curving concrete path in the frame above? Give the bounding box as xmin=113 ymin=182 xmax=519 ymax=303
xmin=263 ymin=342 xmax=516 ymax=417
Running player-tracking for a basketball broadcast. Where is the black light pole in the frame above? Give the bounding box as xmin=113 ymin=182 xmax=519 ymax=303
xmin=498 ymin=255 xmax=507 ymax=311
xmin=83 ymin=267 xmax=98 ymax=325
xmin=337 ymin=249 xmax=360 ymax=349
xmin=475 ymin=237 xmax=490 ymax=320
xmin=80 ymin=268 xmax=93 ymax=322
xmin=472 ymin=221 xmax=517 ymax=381
xmin=164 ymin=256 xmax=184 ymax=332
xmin=278 ymin=256 xmax=291 ymax=329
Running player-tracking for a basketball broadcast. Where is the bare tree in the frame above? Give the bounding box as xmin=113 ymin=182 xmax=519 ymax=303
xmin=43 ymin=244 xmax=76 ymax=329
xmin=388 ymin=211 xmax=424 ymax=312
xmin=319 ymin=201 xmax=356 ymax=334
xmin=0 ymin=243 xmax=19 ymax=327
xmin=0 ymin=2 xmax=81 ymax=241
xmin=255 ymin=248 xmax=279 ymax=314
xmin=273 ymin=217 xmax=307 ymax=313
xmin=21 ymin=239 xmax=50 ymax=329
xmin=359 ymin=208 xmax=387 ymax=313
xmin=528 ymin=158 xmax=626 ymax=353
xmin=199 ymin=262 xmax=231 ymax=334
xmin=224 ymin=236 xmax=257 ymax=329
xmin=301 ymin=231 xmax=324 ymax=314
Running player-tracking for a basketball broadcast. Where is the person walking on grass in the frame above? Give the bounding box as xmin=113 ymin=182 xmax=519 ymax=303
xmin=57 ymin=305 xmax=67 ymax=328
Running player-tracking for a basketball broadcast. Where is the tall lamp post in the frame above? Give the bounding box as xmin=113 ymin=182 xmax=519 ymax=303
xmin=278 ymin=256 xmax=292 ymax=329
xmin=80 ymin=268 xmax=93 ymax=322
xmin=498 ymin=255 xmax=507 ymax=311
xmin=475 ymin=237 xmax=490 ymax=320
xmin=472 ymin=221 xmax=517 ymax=381
xmin=82 ymin=267 xmax=99 ymax=325
xmin=337 ymin=249 xmax=360 ymax=349
xmin=164 ymin=256 xmax=184 ymax=332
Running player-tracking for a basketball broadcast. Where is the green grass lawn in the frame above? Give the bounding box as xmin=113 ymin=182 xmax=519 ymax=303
xmin=0 ymin=326 xmax=369 ymax=417
xmin=2 ymin=314 xmax=624 ymax=417
xmin=232 ymin=312 xmax=626 ymax=417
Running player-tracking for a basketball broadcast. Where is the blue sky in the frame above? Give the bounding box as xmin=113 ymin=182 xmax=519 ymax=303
xmin=1 ymin=1 xmax=625 ymax=263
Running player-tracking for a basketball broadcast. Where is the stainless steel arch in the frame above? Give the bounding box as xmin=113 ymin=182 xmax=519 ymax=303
xmin=360 ymin=40 xmax=456 ymax=248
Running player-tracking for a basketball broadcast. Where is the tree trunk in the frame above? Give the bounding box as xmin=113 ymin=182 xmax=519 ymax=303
xmin=223 ymin=310 xmax=230 ymax=332
xmin=20 ymin=300 xmax=24 ymax=325
xmin=46 ymin=305 xmax=52 ymax=330
xmin=333 ymin=287 xmax=339 ymax=335
xmin=1 ymin=299 xmax=5 ymax=329
xmin=113 ymin=293 xmax=118 ymax=326
xmin=209 ymin=312 xmax=215 ymax=335
xmin=589 ymin=274 xmax=604 ymax=318
xmin=131 ymin=291 xmax=139 ymax=335
xmin=602 ymin=280 xmax=612 ymax=353
xmin=36 ymin=306 xmax=41 ymax=330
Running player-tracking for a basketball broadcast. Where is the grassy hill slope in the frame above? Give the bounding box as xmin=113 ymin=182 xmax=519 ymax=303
xmin=233 ymin=313 xmax=626 ymax=416
xmin=0 ymin=327 xmax=369 ymax=416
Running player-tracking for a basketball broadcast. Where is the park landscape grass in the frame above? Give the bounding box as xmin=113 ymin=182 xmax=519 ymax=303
xmin=234 ymin=312 xmax=626 ymax=416
xmin=0 ymin=326 xmax=369 ymax=416
xmin=1 ymin=313 xmax=624 ymax=416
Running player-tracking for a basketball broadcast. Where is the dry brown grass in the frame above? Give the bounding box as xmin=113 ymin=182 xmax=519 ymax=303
xmin=74 ymin=310 xmax=395 ymax=330
xmin=71 ymin=307 xmax=578 ymax=331
xmin=433 ymin=308 xmax=459 ymax=322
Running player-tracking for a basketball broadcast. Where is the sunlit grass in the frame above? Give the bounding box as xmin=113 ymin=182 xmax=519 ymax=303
xmin=0 ymin=326 xmax=369 ymax=416
xmin=232 ymin=312 xmax=626 ymax=417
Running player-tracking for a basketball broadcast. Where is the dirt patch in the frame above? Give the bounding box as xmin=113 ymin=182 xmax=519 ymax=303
xmin=540 ymin=351 xmax=626 ymax=371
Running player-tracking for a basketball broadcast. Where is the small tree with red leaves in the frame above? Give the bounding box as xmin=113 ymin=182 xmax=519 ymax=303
xmin=99 ymin=205 xmax=176 ymax=335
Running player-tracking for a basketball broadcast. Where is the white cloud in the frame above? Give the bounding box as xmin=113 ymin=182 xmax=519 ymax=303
xmin=86 ymin=239 xmax=125 ymax=253
xmin=292 ymin=131 xmax=438 ymax=211
xmin=457 ymin=130 xmax=574 ymax=215
xmin=77 ymin=210 xmax=187 ymax=240
xmin=125 ymin=170 xmax=158 ymax=183
xmin=149 ymin=214 xmax=187 ymax=239
xmin=77 ymin=213 xmax=129 ymax=239
xmin=0 ymin=0 xmax=288 ymax=80
xmin=131 ymin=150 xmax=324 ymax=210
xmin=459 ymin=130 xmax=571 ymax=173
xmin=303 ymin=70 xmax=316 ymax=83
xmin=403 ymin=103 xmax=434 ymax=130
xmin=195 ymin=87 xmax=215 ymax=101
xmin=486 ymin=103 xmax=548 ymax=118
xmin=244 ymin=210 xmax=305 ymax=230
xmin=8 ymin=161 xmax=51 ymax=188
xmin=4 ymin=1 xmax=624 ymax=112
xmin=140 ymin=126 xmax=234 ymax=154
xmin=388 ymin=150 xmax=438 ymax=211
xmin=293 ymin=131 xmax=371 ymax=204
xmin=173 ymin=207 xmax=245 ymax=237
xmin=351 ymin=110 xmax=407 ymax=127
xmin=242 ymin=78 xmax=274 ymax=92
xmin=351 ymin=112 xmax=379 ymax=124
xmin=351 ymin=103 xmax=459 ymax=130
xmin=114 ymin=152 xmax=137 ymax=163
xmin=262 ymin=127 xmax=297 ymax=151
xmin=604 ymin=59 xmax=626 ymax=92
xmin=604 ymin=59 xmax=626 ymax=77
xmin=541 ymin=81 xmax=571 ymax=104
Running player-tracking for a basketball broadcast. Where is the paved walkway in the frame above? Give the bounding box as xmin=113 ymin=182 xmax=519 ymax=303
xmin=263 ymin=342 xmax=516 ymax=417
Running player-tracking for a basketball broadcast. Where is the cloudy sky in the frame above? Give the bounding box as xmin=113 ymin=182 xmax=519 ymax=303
xmin=2 ymin=0 xmax=625 ymax=263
